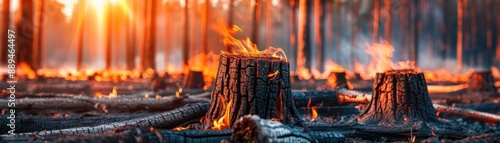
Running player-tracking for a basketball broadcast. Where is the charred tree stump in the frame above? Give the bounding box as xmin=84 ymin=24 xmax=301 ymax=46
xmin=467 ymin=71 xmax=497 ymax=93
xmin=203 ymin=54 xmax=303 ymax=130
xmin=183 ymin=70 xmax=205 ymax=89
xmin=231 ymin=115 xmax=345 ymax=143
xmin=327 ymin=72 xmax=352 ymax=89
xmin=356 ymin=70 xmax=439 ymax=126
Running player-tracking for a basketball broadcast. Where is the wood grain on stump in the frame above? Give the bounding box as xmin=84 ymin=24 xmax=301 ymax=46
xmin=356 ymin=70 xmax=439 ymax=125
xmin=468 ymin=71 xmax=496 ymax=93
xmin=203 ymin=54 xmax=300 ymax=130
xmin=183 ymin=70 xmax=205 ymax=89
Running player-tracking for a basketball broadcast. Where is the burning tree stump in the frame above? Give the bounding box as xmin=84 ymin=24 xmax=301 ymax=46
xmin=183 ymin=70 xmax=205 ymax=89
xmin=356 ymin=70 xmax=439 ymax=126
xmin=203 ymin=54 xmax=302 ymax=130
xmin=467 ymin=71 xmax=497 ymax=93
xmin=327 ymin=72 xmax=352 ymax=89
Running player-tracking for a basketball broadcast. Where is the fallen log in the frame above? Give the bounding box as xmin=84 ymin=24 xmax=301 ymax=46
xmin=17 ymin=101 xmax=209 ymax=135
xmin=0 ymin=113 xmax=152 ymax=134
xmin=0 ymin=93 xmax=209 ymax=112
xmin=434 ymin=104 xmax=500 ymax=125
xmin=1 ymin=128 xmax=232 ymax=143
xmin=231 ymin=115 xmax=345 ymax=143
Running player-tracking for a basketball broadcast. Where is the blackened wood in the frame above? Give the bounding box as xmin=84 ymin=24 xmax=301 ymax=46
xmin=356 ymin=71 xmax=439 ymax=125
xmin=1 ymin=128 xmax=232 ymax=143
xmin=204 ymin=54 xmax=303 ymax=129
xmin=467 ymin=71 xmax=497 ymax=93
xmin=458 ymin=133 xmax=500 ymax=142
xmin=291 ymin=89 xmax=370 ymax=107
xmin=0 ymin=95 xmax=207 ymax=112
xmin=183 ymin=70 xmax=205 ymax=89
xmin=21 ymin=101 xmax=209 ymax=135
xmin=327 ymin=72 xmax=352 ymax=89
xmin=434 ymin=104 xmax=500 ymax=125
xmin=0 ymin=113 xmax=151 ymax=134
xmin=231 ymin=115 xmax=345 ymax=143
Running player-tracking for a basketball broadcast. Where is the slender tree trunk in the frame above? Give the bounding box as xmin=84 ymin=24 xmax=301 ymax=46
xmin=457 ymin=0 xmax=465 ymax=71
xmin=289 ymin=0 xmax=296 ymax=71
xmin=350 ymin=0 xmax=360 ymax=73
xmin=0 ymin=0 xmax=9 ymax=65
xmin=148 ymin=0 xmax=157 ymax=70
xmin=304 ymin=0 xmax=313 ymax=70
xmin=252 ymin=0 xmax=261 ymax=49
xmin=201 ymin=0 xmax=210 ymax=66
xmin=373 ymin=0 xmax=380 ymax=43
xmin=225 ymin=0 xmax=234 ymax=52
xmin=32 ymin=0 xmax=44 ymax=70
xmin=486 ymin=0 xmax=492 ymax=67
xmin=265 ymin=0 xmax=272 ymax=47
xmin=412 ymin=0 xmax=420 ymax=66
xmin=182 ymin=0 xmax=189 ymax=68
xmin=126 ymin=0 xmax=136 ymax=70
xmin=76 ymin=0 xmax=85 ymax=70
xmin=16 ymin=0 xmax=34 ymax=68
xmin=314 ymin=0 xmax=323 ymax=72
xmin=384 ymin=0 xmax=391 ymax=42
xmin=105 ymin=3 xmax=112 ymax=70
xmin=297 ymin=0 xmax=306 ymax=73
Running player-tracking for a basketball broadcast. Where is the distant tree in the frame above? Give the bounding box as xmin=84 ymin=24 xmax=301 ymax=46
xmin=16 ymin=0 xmax=35 ymax=69
xmin=1 ymin=0 xmax=10 ymax=65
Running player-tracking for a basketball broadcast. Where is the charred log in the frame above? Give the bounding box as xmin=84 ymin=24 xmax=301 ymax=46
xmin=434 ymin=104 xmax=500 ymax=125
xmin=0 ymin=113 xmax=152 ymax=134
xmin=231 ymin=115 xmax=345 ymax=143
xmin=292 ymin=89 xmax=371 ymax=107
xmin=0 ymin=95 xmax=208 ymax=112
xmin=468 ymin=71 xmax=497 ymax=93
xmin=203 ymin=54 xmax=304 ymax=130
xmin=183 ymin=70 xmax=205 ymax=89
xmin=356 ymin=70 xmax=439 ymax=126
xmin=18 ymin=101 xmax=209 ymax=135
xmin=1 ymin=128 xmax=232 ymax=143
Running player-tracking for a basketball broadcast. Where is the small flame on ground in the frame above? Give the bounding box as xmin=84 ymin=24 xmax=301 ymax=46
xmin=144 ymin=93 xmax=149 ymax=98
xmin=212 ymin=94 xmax=232 ymax=130
xmin=175 ymin=88 xmax=182 ymax=98
xmin=18 ymin=62 xmax=36 ymax=79
xmin=311 ymin=107 xmax=318 ymax=121
xmin=94 ymin=92 xmax=103 ymax=98
xmin=156 ymin=94 xmax=161 ymax=99
xmin=109 ymin=86 xmax=118 ymax=98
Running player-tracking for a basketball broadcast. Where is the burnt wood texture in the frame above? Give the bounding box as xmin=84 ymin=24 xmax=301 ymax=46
xmin=203 ymin=54 xmax=303 ymax=129
xmin=467 ymin=71 xmax=497 ymax=93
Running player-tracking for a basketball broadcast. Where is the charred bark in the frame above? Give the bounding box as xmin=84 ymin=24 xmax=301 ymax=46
xmin=0 ymin=95 xmax=208 ymax=112
xmin=434 ymin=104 xmax=500 ymax=125
xmin=467 ymin=71 xmax=497 ymax=93
xmin=203 ymin=54 xmax=303 ymax=130
xmin=231 ymin=115 xmax=345 ymax=143
xmin=183 ymin=70 xmax=205 ymax=89
xmin=20 ymin=101 xmax=209 ymax=135
xmin=0 ymin=113 xmax=151 ymax=134
xmin=1 ymin=128 xmax=232 ymax=143
xmin=356 ymin=70 xmax=439 ymax=126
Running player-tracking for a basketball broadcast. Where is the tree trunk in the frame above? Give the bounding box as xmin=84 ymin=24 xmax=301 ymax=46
xmin=32 ymin=0 xmax=44 ymax=70
xmin=0 ymin=0 xmax=9 ymax=65
xmin=384 ymin=0 xmax=391 ymax=42
xmin=457 ymin=0 xmax=465 ymax=71
xmin=16 ymin=0 xmax=34 ymax=68
xmin=467 ymin=71 xmax=496 ymax=93
xmin=252 ymin=0 xmax=261 ymax=49
xmin=231 ymin=115 xmax=345 ymax=143
xmin=201 ymin=0 xmax=210 ymax=66
xmin=314 ymin=0 xmax=324 ymax=72
xmin=373 ymin=0 xmax=380 ymax=43
xmin=203 ymin=54 xmax=303 ymax=130
xmin=126 ymin=0 xmax=136 ymax=70
xmin=356 ymin=70 xmax=439 ymax=126
xmin=142 ymin=0 xmax=157 ymax=70
xmin=182 ymin=0 xmax=189 ymax=68
xmin=76 ymin=0 xmax=85 ymax=70
xmin=105 ymin=3 xmax=113 ymax=70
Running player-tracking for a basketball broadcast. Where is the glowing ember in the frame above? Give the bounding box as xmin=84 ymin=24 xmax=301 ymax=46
xmin=18 ymin=62 xmax=36 ymax=79
xmin=327 ymin=74 xmax=337 ymax=88
xmin=144 ymin=94 xmax=149 ymax=98
xmin=175 ymin=88 xmax=182 ymax=98
xmin=491 ymin=66 xmax=500 ymax=79
xmin=108 ymin=86 xmax=118 ymax=98
xmin=173 ymin=126 xmax=189 ymax=131
xmin=218 ymin=20 xmax=287 ymax=61
xmin=311 ymin=60 xmax=346 ymax=79
xmin=297 ymin=67 xmax=312 ymax=80
xmin=267 ymin=70 xmax=280 ymax=80
xmin=156 ymin=94 xmax=161 ymax=99
xmin=94 ymin=92 xmax=103 ymax=98
xmin=212 ymin=95 xmax=232 ymax=130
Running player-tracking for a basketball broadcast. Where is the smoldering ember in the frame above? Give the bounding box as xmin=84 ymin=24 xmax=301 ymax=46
xmin=1 ymin=0 xmax=500 ymax=143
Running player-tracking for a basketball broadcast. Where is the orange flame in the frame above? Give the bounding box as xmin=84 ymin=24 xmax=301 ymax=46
xmin=311 ymin=107 xmax=318 ymax=121
xmin=212 ymin=95 xmax=232 ymax=130
xmin=18 ymin=62 xmax=36 ymax=79
xmin=173 ymin=126 xmax=189 ymax=131
xmin=311 ymin=60 xmax=346 ymax=79
xmin=267 ymin=70 xmax=280 ymax=80
xmin=354 ymin=41 xmax=416 ymax=80
xmin=217 ymin=20 xmax=287 ymax=61
xmin=109 ymin=86 xmax=118 ymax=98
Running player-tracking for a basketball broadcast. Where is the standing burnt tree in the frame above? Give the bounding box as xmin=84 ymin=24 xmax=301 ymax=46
xmin=356 ymin=70 xmax=439 ymax=126
xmin=467 ymin=71 xmax=497 ymax=93
xmin=16 ymin=0 xmax=35 ymax=69
xmin=203 ymin=25 xmax=304 ymax=130
xmin=1 ymin=0 xmax=10 ymax=65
